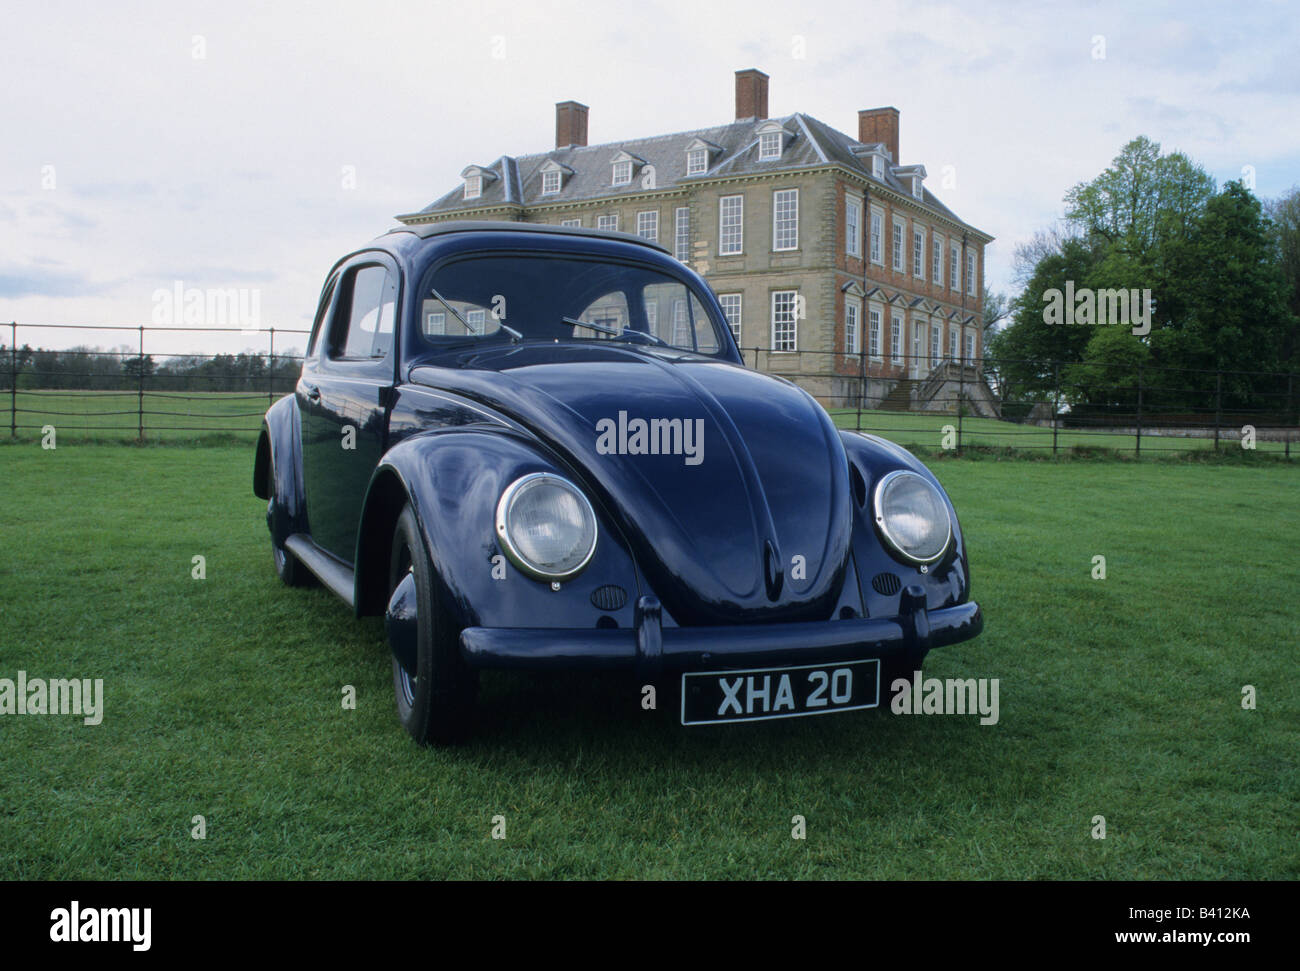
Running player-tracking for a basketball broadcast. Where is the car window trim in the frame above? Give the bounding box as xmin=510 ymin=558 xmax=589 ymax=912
xmin=321 ymin=253 xmax=402 ymax=373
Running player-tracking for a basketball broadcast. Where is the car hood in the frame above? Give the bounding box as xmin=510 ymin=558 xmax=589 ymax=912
xmin=409 ymin=344 xmax=853 ymax=624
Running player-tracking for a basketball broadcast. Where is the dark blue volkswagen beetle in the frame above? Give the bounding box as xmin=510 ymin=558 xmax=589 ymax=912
xmin=254 ymin=221 xmax=982 ymax=744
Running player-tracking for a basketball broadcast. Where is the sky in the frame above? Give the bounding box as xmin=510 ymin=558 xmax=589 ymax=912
xmin=2 ymin=0 xmax=1298 ymax=357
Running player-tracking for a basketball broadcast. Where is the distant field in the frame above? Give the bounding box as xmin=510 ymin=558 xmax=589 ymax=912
xmin=829 ymin=407 xmax=1295 ymax=456
xmin=0 ymin=444 xmax=1296 ymax=879
xmin=6 ymin=389 xmax=1295 ymax=456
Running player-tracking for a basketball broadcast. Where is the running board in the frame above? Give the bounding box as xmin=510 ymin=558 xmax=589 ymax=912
xmin=284 ymin=534 xmax=355 ymax=609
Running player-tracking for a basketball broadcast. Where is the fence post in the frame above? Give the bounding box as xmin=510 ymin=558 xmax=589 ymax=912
xmin=856 ymin=346 xmax=865 ymax=432
xmin=137 ymin=325 xmax=145 ymax=441
xmin=1288 ymin=373 xmax=1294 ymax=461
xmin=268 ymin=327 xmax=276 ymax=408
xmin=1214 ymin=370 xmax=1222 ymax=451
xmin=1052 ymin=362 xmax=1060 ymax=457
xmin=10 ymin=322 xmax=16 ymax=438
xmin=1135 ymin=362 xmax=1143 ymax=458
xmin=957 ymin=351 xmax=965 ymax=454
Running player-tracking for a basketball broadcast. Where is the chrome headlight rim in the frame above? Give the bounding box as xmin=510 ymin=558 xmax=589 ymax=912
xmin=871 ymin=469 xmax=953 ymax=566
xmin=494 ymin=472 xmax=599 ymax=582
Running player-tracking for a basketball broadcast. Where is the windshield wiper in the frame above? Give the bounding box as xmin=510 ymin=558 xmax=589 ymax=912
xmin=429 ymin=287 xmax=523 ymax=343
xmin=563 ymin=316 xmax=669 ymax=347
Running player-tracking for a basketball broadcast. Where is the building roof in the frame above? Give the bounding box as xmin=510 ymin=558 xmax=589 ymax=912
xmin=382 ymin=218 xmax=669 ymax=253
xmin=397 ymin=112 xmax=992 ymax=242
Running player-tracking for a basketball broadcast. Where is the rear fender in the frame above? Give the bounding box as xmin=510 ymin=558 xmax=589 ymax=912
xmin=255 ymin=394 xmax=308 ymax=546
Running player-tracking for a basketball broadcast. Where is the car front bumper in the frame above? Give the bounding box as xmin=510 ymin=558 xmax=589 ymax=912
xmin=457 ymin=587 xmax=982 ymax=680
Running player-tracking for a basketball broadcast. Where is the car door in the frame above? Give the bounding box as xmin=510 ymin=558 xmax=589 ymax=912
xmin=300 ymin=254 xmax=399 ymax=562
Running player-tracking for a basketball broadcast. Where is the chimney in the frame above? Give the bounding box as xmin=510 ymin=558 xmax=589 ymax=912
xmin=858 ymin=107 xmax=900 ymax=163
xmin=734 ymin=69 xmax=769 ymax=122
xmin=555 ymin=101 xmax=588 ymax=149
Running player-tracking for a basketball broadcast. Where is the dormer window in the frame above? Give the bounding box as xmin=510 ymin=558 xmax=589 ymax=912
xmin=538 ymin=159 xmax=573 ymax=197
xmin=610 ymin=150 xmax=646 ymax=187
xmin=871 ymin=155 xmax=884 ymax=180
xmin=684 ymin=137 xmax=720 ymax=177
xmin=755 ymin=121 xmax=791 ymax=162
xmin=894 ymin=164 xmax=928 ymax=201
xmin=460 ymin=164 xmax=497 ymax=201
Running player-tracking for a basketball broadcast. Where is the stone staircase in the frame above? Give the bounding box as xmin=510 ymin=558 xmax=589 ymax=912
xmin=879 ymin=378 xmax=917 ymax=411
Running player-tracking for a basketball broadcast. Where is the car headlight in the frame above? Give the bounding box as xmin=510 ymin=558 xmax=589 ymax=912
xmin=495 ymin=472 xmax=598 ymax=581
xmin=872 ymin=469 xmax=952 ymax=565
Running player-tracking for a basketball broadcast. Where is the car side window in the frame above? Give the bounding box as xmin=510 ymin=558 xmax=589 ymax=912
xmin=331 ymin=264 xmax=395 ymax=360
xmin=306 ymin=276 xmax=337 ymax=359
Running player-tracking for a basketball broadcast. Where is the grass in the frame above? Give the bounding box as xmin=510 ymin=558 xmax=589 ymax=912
xmin=0 ymin=443 xmax=1296 ymax=879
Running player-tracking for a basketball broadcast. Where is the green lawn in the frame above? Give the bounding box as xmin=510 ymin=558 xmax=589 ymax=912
xmin=0 ymin=443 xmax=1296 ymax=879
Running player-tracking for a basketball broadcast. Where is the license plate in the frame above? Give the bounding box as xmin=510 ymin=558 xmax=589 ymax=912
xmin=680 ymin=659 xmax=880 ymax=725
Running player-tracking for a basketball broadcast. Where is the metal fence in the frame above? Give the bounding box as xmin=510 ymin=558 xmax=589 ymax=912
xmin=3 ymin=322 xmax=308 ymax=439
xmin=736 ymin=344 xmax=1297 ymax=458
xmin=4 ymin=321 xmax=1296 ymax=456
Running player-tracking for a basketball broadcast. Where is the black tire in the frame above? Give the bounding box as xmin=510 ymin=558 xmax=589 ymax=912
xmin=388 ymin=504 xmax=478 ymax=745
xmin=268 ymin=454 xmax=310 ymax=587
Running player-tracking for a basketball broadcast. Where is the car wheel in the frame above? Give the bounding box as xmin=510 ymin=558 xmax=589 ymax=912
xmin=267 ymin=453 xmax=309 ymax=587
xmin=387 ymin=504 xmax=478 ymax=745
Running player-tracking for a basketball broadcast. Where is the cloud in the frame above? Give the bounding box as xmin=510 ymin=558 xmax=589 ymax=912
xmin=0 ymin=264 xmax=112 ymax=298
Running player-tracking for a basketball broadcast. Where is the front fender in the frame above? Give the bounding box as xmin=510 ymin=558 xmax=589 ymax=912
xmin=255 ymin=393 xmax=307 ymax=546
xmin=355 ymin=427 xmax=645 ymax=631
xmin=838 ymin=431 xmax=972 ymax=618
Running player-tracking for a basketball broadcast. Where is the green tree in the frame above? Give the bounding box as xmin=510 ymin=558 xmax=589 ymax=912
xmin=1063 ymin=325 xmax=1150 ymax=410
xmin=985 ymin=237 xmax=1104 ymax=401
xmin=1265 ymin=185 xmax=1300 ymax=366
xmin=1064 ymin=136 xmax=1215 ymax=263
xmin=1151 ymin=181 xmax=1295 ymax=410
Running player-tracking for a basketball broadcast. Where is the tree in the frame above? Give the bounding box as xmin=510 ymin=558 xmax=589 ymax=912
xmin=1265 ymin=185 xmax=1300 ymax=366
xmin=1064 ymin=325 xmax=1150 ymax=410
xmin=981 ymin=285 xmax=1009 ymax=335
xmin=121 ymin=354 xmax=156 ymax=383
xmin=985 ymin=237 xmax=1105 ymax=401
xmin=1151 ymin=181 xmax=1295 ymax=410
xmin=1064 ymin=136 xmax=1215 ymax=263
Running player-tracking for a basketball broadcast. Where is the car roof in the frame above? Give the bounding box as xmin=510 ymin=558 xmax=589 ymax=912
xmin=380 ymin=219 xmax=671 ymax=255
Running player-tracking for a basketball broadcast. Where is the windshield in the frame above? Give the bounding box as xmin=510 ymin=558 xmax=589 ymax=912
xmin=415 ymin=254 xmax=725 ymax=355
